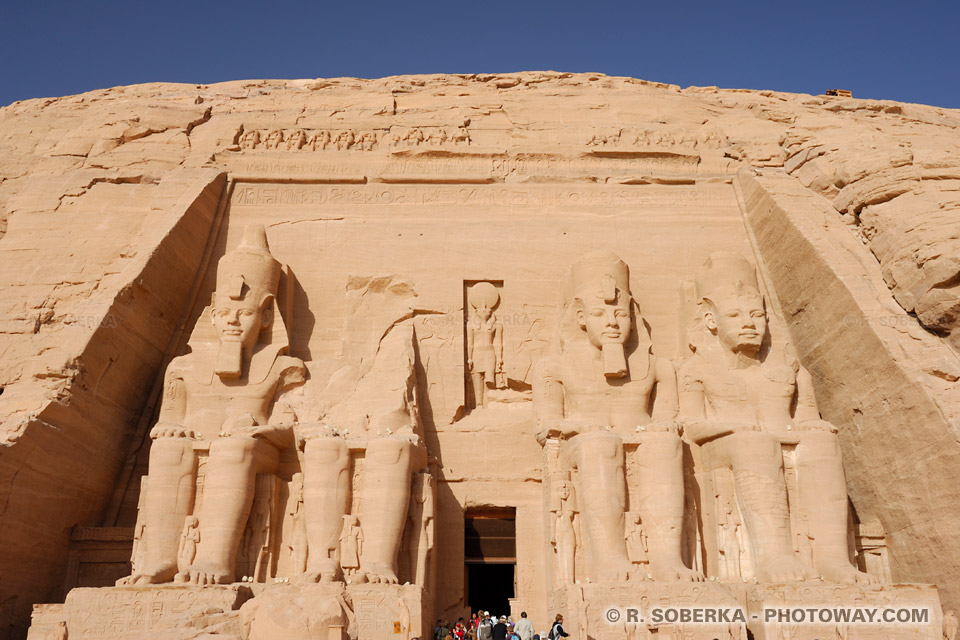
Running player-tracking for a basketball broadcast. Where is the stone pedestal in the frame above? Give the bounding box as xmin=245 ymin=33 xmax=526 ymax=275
xmin=548 ymin=582 xmax=941 ymax=640
xmin=28 ymin=582 xmax=426 ymax=640
xmin=740 ymin=583 xmax=942 ymax=640
xmin=27 ymin=585 xmax=252 ymax=640
xmin=549 ymin=582 xmax=745 ymax=640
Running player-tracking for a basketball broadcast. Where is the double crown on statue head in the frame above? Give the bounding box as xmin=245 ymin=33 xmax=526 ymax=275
xmin=564 ymin=250 xmax=631 ymax=305
xmin=214 ymin=224 xmax=282 ymax=306
xmin=695 ymin=251 xmax=760 ymax=301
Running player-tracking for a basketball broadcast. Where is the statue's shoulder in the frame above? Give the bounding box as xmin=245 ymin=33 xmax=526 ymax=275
xmin=274 ymin=354 xmax=307 ymax=390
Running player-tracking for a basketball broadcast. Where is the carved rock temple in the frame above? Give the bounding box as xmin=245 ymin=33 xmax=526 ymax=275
xmin=1 ymin=73 xmax=960 ymax=639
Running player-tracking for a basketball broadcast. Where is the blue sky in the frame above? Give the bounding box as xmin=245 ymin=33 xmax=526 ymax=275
xmin=1 ymin=0 xmax=957 ymax=109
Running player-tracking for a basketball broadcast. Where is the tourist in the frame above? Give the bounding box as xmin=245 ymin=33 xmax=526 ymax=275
xmin=515 ymin=612 xmax=534 ymax=640
xmin=548 ymin=615 xmax=569 ymax=639
xmin=478 ymin=612 xmax=494 ymax=640
xmin=492 ymin=616 xmax=508 ymax=640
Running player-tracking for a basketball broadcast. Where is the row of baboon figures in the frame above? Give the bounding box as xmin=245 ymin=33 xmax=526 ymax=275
xmin=238 ymin=126 xmax=471 ymax=151
xmin=120 ymin=223 xmax=877 ymax=590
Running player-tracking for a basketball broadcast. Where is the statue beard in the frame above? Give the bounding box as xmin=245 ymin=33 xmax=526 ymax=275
xmin=601 ymin=342 xmax=628 ymax=378
xmin=215 ymin=340 xmax=244 ymax=379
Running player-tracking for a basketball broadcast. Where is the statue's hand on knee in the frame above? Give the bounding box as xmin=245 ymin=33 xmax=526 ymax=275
xmin=149 ymin=422 xmax=195 ymax=440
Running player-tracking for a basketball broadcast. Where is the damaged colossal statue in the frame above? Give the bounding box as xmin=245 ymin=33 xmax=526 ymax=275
xmin=533 ymin=251 xmax=701 ymax=583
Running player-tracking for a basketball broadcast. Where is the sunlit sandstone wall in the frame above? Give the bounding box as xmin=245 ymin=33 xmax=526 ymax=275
xmin=1 ymin=73 xmax=959 ymax=636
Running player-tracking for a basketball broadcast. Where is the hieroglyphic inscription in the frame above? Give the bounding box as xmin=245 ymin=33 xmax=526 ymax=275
xmin=61 ymin=586 xmax=249 ymax=640
xmin=231 ymin=184 xmax=729 ymax=208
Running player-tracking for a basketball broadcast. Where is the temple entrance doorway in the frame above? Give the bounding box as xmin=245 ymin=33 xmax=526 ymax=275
xmin=464 ymin=508 xmax=516 ymax=617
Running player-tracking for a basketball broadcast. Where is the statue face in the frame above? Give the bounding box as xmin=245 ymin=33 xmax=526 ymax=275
xmin=576 ymin=296 xmax=631 ymax=349
xmin=212 ymin=295 xmax=268 ymax=351
xmin=707 ymin=293 xmax=766 ymax=353
xmin=477 ymin=307 xmax=493 ymax=321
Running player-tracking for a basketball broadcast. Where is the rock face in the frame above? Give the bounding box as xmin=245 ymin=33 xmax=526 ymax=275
xmin=1 ymin=72 xmax=959 ymax=639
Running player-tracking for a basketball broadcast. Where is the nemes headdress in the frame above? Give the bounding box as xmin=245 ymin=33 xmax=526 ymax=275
xmin=695 ymin=252 xmax=760 ymax=301
xmin=215 ymin=224 xmax=282 ymax=304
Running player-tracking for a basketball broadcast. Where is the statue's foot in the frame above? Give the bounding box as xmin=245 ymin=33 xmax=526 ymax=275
xmin=180 ymin=563 xmax=233 ymax=586
xmin=116 ymin=564 xmax=177 ymax=586
xmin=345 ymin=571 xmax=368 ymax=585
xmin=596 ymin=558 xmax=631 ymax=582
xmin=362 ymin=563 xmax=399 ymax=584
xmin=297 ymin=560 xmax=341 ymax=584
xmin=819 ymin=561 xmax=879 ymax=585
xmin=756 ymin=555 xmax=818 ymax=583
xmin=649 ymin=558 xmax=704 ymax=582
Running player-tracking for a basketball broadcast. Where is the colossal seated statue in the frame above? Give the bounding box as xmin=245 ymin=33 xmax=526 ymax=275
xmin=119 ymin=224 xmax=306 ymax=586
xmin=533 ymin=251 xmax=701 ymax=582
xmin=678 ymin=252 xmax=875 ymax=584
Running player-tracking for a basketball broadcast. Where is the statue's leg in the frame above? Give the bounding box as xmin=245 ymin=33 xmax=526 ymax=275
xmin=184 ymin=436 xmax=278 ymax=585
xmin=567 ymin=431 xmax=632 ymax=582
xmin=472 ymin=372 xmax=485 ymax=408
xmin=359 ymin=436 xmax=420 ymax=584
xmin=723 ymin=431 xmax=817 ymax=582
xmin=118 ymin=437 xmax=196 ymax=585
xmin=301 ymin=436 xmax=350 ymax=582
xmin=797 ymin=430 xmax=876 ymax=584
xmin=635 ymin=430 xmax=703 ymax=581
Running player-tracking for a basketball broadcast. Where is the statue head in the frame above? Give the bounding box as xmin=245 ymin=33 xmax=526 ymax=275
xmin=564 ymin=251 xmax=633 ymax=377
xmin=695 ymin=252 xmax=766 ymax=356
xmin=210 ymin=224 xmax=281 ymax=378
xmin=468 ymin=282 xmax=499 ymax=322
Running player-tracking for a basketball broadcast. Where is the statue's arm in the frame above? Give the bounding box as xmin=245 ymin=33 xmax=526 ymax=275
xmin=677 ymin=361 xmax=734 ymax=443
xmin=651 ymin=357 xmax=679 ymax=422
xmin=795 ymin=366 xmax=836 ymax=432
xmin=151 ymin=363 xmax=191 ymax=439
xmin=466 ymin=320 xmax=475 ymax=370
xmin=533 ymin=357 xmax=569 ymax=441
xmin=494 ymin=320 xmax=504 ymax=367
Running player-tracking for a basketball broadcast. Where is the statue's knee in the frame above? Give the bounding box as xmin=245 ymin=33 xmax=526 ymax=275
xmin=304 ymin=436 xmax=348 ymax=465
xmin=150 ymin=438 xmax=194 ymax=467
xmin=367 ymin=437 xmax=410 ymax=465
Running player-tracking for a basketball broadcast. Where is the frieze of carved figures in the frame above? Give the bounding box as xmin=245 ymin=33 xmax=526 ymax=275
xmin=237 ymin=125 xmax=472 ymax=151
xmin=533 ymin=250 xmax=703 ymax=583
xmin=584 ymin=127 xmax=726 ymax=150
xmin=677 ymin=252 xmax=877 ymax=585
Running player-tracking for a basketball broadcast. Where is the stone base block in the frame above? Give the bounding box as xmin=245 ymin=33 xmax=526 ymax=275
xmin=549 ymin=582 xmax=746 ymax=640
xmin=740 ymin=582 xmax=942 ymax=640
xmin=549 ymin=581 xmax=942 ymax=640
xmin=28 ymin=582 xmax=426 ymax=640
xmin=27 ymin=585 xmax=252 ymax=640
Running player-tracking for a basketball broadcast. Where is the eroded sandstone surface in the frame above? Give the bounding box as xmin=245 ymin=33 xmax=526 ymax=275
xmin=1 ymin=72 xmax=959 ymax=639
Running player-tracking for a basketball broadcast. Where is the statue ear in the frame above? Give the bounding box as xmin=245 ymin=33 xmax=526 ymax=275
xmin=702 ymin=298 xmax=718 ymax=332
xmin=260 ymin=296 xmax=275 ymax=329
xmin=576 ymin=307 xmax=586 ymax=330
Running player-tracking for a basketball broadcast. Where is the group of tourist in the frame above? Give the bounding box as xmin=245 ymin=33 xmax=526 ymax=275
xmin=431 ymin=612 xmax=568 ymax=640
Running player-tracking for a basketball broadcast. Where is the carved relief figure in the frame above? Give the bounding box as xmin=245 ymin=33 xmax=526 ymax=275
xmin=466 ymin=282 xmax=504 ymax=409
xmin=288 ymin=472 xmax=308 ymax=575
xmin=551 ymin=480 xmax=577 ymax=586
xmin=239 ymin=129 xmax=261 ymax=150
xmin=678 ymin=252 xmax=875 ymax=584
xmin=407 ymin=472 xmax=435 ymax=587
xmin=177 ymin=516 xmax=200 ymax=570
xmin=339 ymin=515 xmax=363 ymax=578
xmin=945 ymin=610 xmax=958 ymax=640
xmin=716 ymin=498 xmax=741 ymax=579
xmin=624 ymin=512 xmax=648 ymax=567
xmin=533 ymin=251 xmax=700 ymax=582
xmin=263 ymin=129 xmax=284 ymax=149
xmin=118 ymin=224 xmax=306 ymax=586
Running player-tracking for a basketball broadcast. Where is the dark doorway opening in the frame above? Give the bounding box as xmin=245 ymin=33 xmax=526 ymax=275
xmin=466 ymin=563 xmax=514 ymax=618
xmin=464 ymin=509 xmax=516 ymax=618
